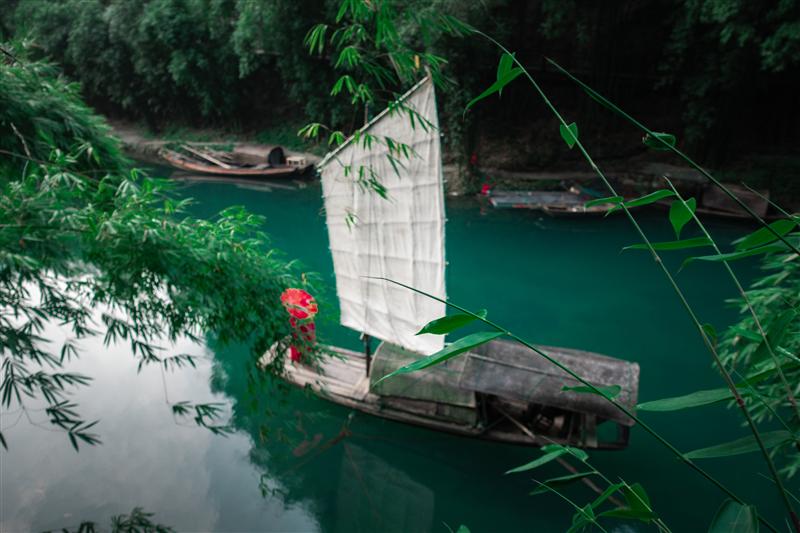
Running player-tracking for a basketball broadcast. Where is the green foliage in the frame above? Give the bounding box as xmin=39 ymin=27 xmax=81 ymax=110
xmin=662 ymin=0 xmax=800 ymax=148
xmin=0 ymin=52 xmax=307 ymax=449
xmin=708 ymin=499 xmax=759 ymax=533
xmin=719 ymin=243 xmax=800 ymax=478
xmin=416 ymin=309 xmax=486 ymax=336
xmin=684 ymin=430 xmax=794 ymax=460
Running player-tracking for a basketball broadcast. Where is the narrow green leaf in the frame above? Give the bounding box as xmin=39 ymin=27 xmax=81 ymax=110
xmin=729 ymin=327 xmax=762 ymax=342
xmin=562 ymin=384 xmax=621 ymax=399
xmin=707 ymin=499 xmax=759 ymax=533
xmin=684 ymin=430 xmax=792 ymax=460
xmin=643 ymin=132 xmax=677 ymax=151
xmin=684 ymin=244 xmax=785 ymax=266
xmin=734 ymin=218 xmax=797 ymax=251
xmin=531 ymin=472 xmax=596 ymax=495
xmin=624 ymin=236 xmax=713 ymax=251
xmin=417 ymin=310 xmax=487 ymax=336
xmin=637 ymin=387 xmax=750 ymax=412
xmin=559 ymin=122 xmax=579 ymax=149
xmin=702 ymin=323 xmax=718 ymax=347
xmin=591 ymin=482 xmax=625 ymax=510
xmin=373 ymin=331 xmax=504 ymax=385
xmin=751 ymin=309 xmax=796 ymax=364
xmin=568 ymin=504 xmax=597 ymax=533
xmin=496 ymin=53 xmax=515 ymax=81
xmin=600 ymin=483 xmax=657 ymax=522
xmin=584 ymin=196 xmax=623 ymax=208
xmin=541 ymin=443 xmax=589 ymax=462
xmin=611 ymin=190 xmax=675 ymax=212
xmin=669 ymin=197 xmax=697 ymax=239
xmin=506 ymin=449 xmax=568 ymax=474
xmin=466 ymin=54 xmax=523 ymax=112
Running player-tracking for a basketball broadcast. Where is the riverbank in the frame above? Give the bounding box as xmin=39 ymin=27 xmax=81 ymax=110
xmin=110 ymin=120 xmax=323 ymax=170
xmin=110 ymin=120 xmax=800 ymax=209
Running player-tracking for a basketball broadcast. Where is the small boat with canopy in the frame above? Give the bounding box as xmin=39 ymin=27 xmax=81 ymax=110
xmin=266 ymin=77 xmax=640 ymax=450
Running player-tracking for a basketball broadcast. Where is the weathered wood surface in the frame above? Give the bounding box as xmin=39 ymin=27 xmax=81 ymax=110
xmin=461 ymin=340 xmax=639 ymax=426
xmin=370 ymin=342 xmax=476 ymax=408
xmin=264 ymin=343 xmax=634 ymax=449
xmin=159 ymin=149 xmax=302 ymax=177
xmin=701 ymin=183 xmax=769 ymax=218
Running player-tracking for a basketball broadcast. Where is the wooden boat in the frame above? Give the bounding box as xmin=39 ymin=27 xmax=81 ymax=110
xmin=489 ymin=189 xmax=613 ymax=215
xmin=653 ymin=182 xmax=778 ymax=221
xmin=271 ymin=77 xmax=640 ymax=450
xmin=266 ymin=340 xmax=638 ymax=449
xmin=698 ymin=183 xmax=774 ymax=220
xmin=159 ymin=145 xmax=309 ymax=178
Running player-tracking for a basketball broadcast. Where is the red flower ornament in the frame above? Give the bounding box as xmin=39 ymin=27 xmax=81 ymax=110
xmin=281 ymin=288 xmax=318 ymax=363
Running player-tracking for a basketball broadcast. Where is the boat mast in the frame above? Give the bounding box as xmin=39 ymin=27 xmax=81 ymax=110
xmin=362 ymin=333 xmax=372 ymax=376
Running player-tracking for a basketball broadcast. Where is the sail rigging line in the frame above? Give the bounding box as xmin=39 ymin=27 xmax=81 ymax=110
xmin=317 ymin=76 xmax=433 ymax=171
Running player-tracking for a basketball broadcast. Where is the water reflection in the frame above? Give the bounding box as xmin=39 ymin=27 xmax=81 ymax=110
xmin=3 ymin=180 xmax=797 ymax=532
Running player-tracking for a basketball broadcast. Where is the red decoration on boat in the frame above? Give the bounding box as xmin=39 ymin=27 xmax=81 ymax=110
xmin=281 ymin=288 xmax=318 ymax=362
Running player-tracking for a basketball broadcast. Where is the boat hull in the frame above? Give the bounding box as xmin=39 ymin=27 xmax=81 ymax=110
xmin=263 ymin=344 xmax=632 ymax=450
xmin=160 ymin=149 xmax=303 ymax=178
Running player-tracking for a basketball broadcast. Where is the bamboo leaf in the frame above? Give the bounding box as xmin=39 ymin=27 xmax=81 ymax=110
xmin=643 ymin=132 xmax=677 ymax=151
xmin=702 ymin=323 xmax=718 ymax=348
xmin=734 ymin=219 xmax=797 ymax=251
xmin=417 ymin=309 xmax=487 ymax=336
xmin=584 ymin=196 xmax=622 ymax=208
xmin=541 ymin=443 xmax=589 ymax=462
xmin=496 ymin=52 xmax=514 ymax=81
xmin=591 ymin=482 xmax=625 ymax=509
xmin=373 ymin=331 xmax=504 ymax=385
xmin=609 ymin=190 xmax=675 ymax=213
xmin=683 ymin=244 xmax=786 ymax=266
xmin=751 ymin=309 xmax=796 ymax=364
xmin=562 ymin=384 xmax=621 ymax=399
xmin=506 ymin=449 xmax=567 ymax=474
xmin=559 ymin=122 xmax=578 ymax=149
xmin=465 ymin=54 xmax=523 ymax=111
xmin=637 ymin=387 xmax=751 ymax=412
xmin=684 ymin=430 xmax=793 ymax=460
xmin=506 ymin=445 xmax=587 ymax=475
xmin=669 ymin=197 xmax=697 ymax=238
xmin=599 ymin=483 xmax=657 ymax=522
xmin=530 ymin=472 xmax=597 ymax=495
xmin=707 ymin=499 xmax=759 ymax=533
xmin=624 ymin=236 xmax=713 ymax=251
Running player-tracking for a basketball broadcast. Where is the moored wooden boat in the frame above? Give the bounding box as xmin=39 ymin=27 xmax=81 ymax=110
xmin=698 ymin=183 xmax=774 ymax=220
xmin=284 ymin=76 xmax=640 ymax=452
xmin=159 ymin=146 xmax=308 ymax=178
xmin=266 ymin=339 xmax=638 ymax=450
xmin=489 ymin=190 xmax=613 ymax=215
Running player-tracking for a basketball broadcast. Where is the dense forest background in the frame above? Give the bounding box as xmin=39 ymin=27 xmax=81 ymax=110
xmin=2 ymin=0 xmax=799 ymax=186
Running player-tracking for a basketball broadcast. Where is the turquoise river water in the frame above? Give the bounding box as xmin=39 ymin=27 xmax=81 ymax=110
xmin=1 ymin=177 xmax=797 ymax=532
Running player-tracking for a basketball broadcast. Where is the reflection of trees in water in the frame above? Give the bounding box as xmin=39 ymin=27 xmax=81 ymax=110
xmin=207 ymin=339 xmax=440 ymax=532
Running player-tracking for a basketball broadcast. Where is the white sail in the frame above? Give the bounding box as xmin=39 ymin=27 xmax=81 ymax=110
xmin=319 ymin=77 xmax=446 ymax=355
